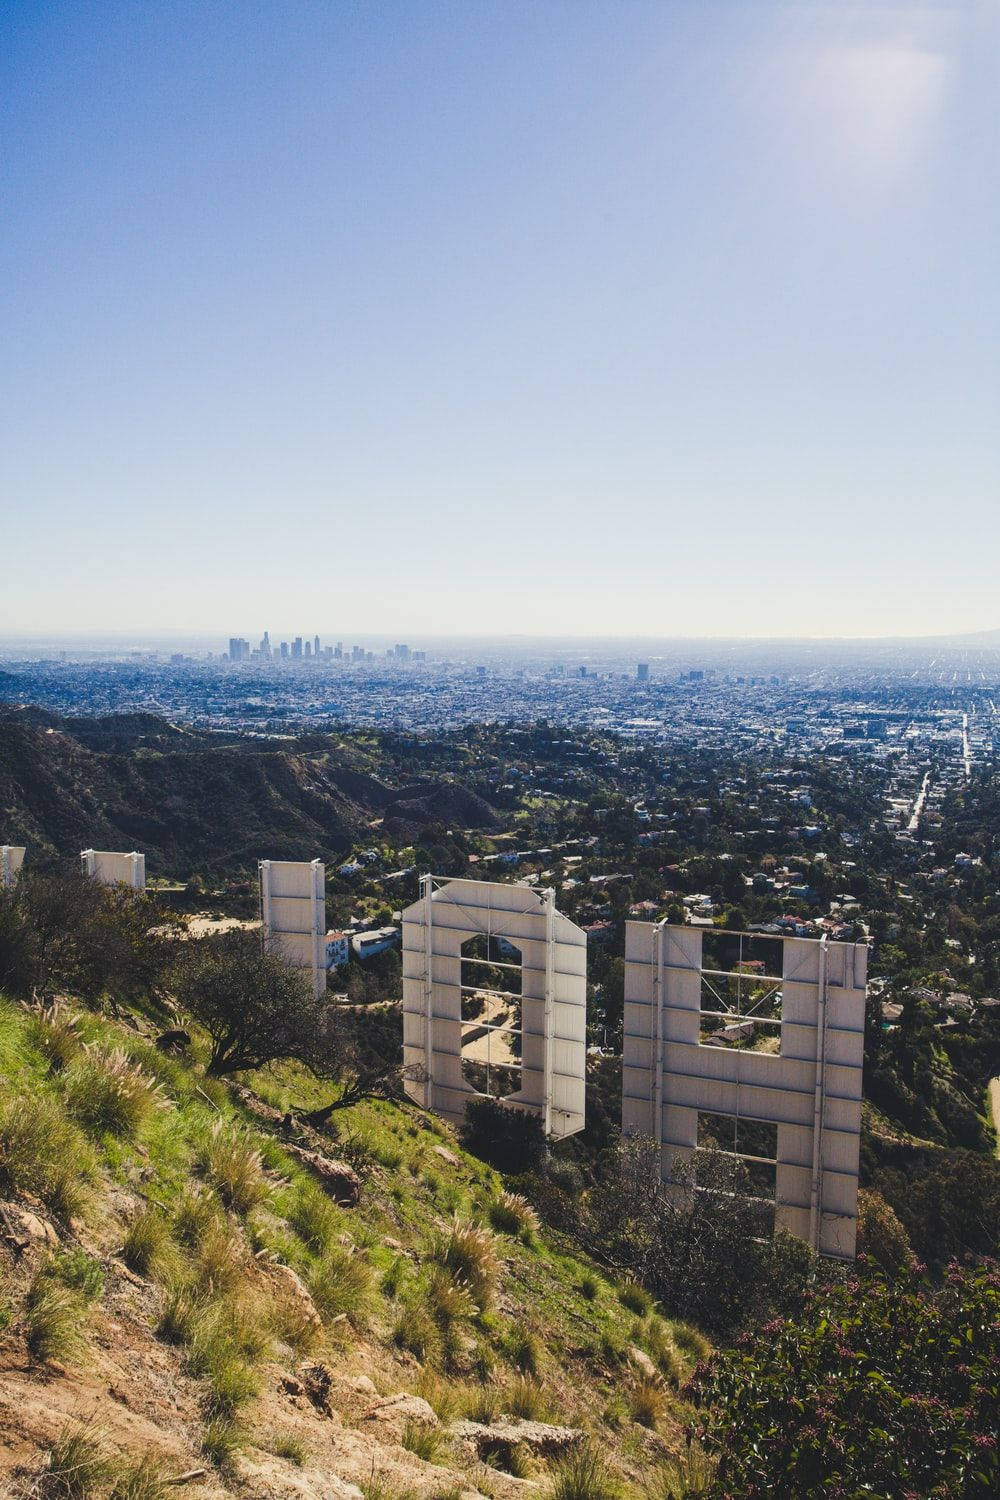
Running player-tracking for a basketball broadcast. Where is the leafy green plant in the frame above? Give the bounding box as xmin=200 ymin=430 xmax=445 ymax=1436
xmin=688 ymin=1262 xmax=1000 ymax=1499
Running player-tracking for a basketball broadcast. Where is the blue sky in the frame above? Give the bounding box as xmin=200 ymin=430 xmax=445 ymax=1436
xmin=3 ymin=1 xmax=998 ymax=639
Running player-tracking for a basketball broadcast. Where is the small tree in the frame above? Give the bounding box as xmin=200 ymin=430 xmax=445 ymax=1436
xmin=174 ymin=931 xmax=322 ymax=1075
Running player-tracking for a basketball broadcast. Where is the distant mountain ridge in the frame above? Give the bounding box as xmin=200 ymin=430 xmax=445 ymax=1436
xmin=0 ymin=707 xmax=496 ymax=875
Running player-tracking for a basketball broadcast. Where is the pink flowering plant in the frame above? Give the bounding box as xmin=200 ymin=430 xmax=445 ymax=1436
xmin=686 ymin=1259 xmax=1000 ymax=1499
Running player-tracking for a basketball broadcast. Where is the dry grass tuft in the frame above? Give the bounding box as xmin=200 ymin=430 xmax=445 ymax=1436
xmin=64 ymin=1047 xmax=167 ymax=1139
xmin=432 ymin=1219 xmax=498 ymax=1311
xmin=195 ymin=1121 xmax=272 ymax=1215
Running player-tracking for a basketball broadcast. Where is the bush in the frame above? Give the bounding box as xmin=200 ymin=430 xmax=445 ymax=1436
xmin=432 ymin=1219 xmax=498 ymax=1312
xmin=578 ymin=1272 xmax=599 ymax=1301
xmin=174 ymin=930 xmax=326 ymax=1075
xmin=856 ymin=1188 xmax=916 ymax=1274
xmin=171 ymin=1188 xmax=219 ymax=1249
xmin=64 ymin=1048 xmax=166 ymax=1139
xmin=460 ymin=1096 xmax=546 ymax=1173
xmin=0 ymin=1091 xmax=94 ymax=1220
xmin=44 ymin=1247 xmax=105 ymax=1303
xmin=688 ymin=1261 xmax=1000 ymax=1499
xmin=195 ymin=1121 xmax=271 ymax=1215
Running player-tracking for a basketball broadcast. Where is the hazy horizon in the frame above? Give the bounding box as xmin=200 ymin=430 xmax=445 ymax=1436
xmin=4 ymin=2 xmax=998 ymax=637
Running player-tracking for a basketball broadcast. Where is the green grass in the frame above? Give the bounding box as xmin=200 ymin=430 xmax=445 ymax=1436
xmin=109 ymin=1455 xmax=168 ymax=1500
xmin=0 ymin=1089 xmax=95 ymax=1220
xmin=122 ymin=1207 xmax=170 ymax=1276
xmin=63 ymin=1047 xmax=166 ymax=1140
xmin=194 ymin=1121 xmax=272 ymax=1214
xmin=25 ymin=1273 xmax=87 ymax=1365
xmin=308 ymin=1243 xmax=376 ymax=1329
xmin=40 ymin=1421 xmax=112 ymax=1497
xmin=551 ymin=1444 xmax=622 ymax=1500
xmin=400 ymin=1418 xmax=445 ymax=1463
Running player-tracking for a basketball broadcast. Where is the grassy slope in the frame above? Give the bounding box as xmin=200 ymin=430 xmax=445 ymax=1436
xmin=0 ymin=994 xmax=706 ymax=1498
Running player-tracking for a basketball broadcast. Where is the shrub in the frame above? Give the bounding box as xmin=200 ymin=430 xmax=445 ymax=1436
xmin=432 ymin=1219 xmax=498 ymax=1311
xmin=195 ymin=1121 xmax=272 ymax=1214
xmin=64 ymin=1048 xmax=166 ymax=1139
xmin=460 ymin=1096 xmax=546 ymax=1173
xmin=39 ymin=1421 xmax=112 ymax=1498
xmin=550 ymin=1443 xmax=621 ymax=1500
xmin=578 ymin=1272 xmax=599 ymax=1302
xmin=25 ymin=1275 xmax=86 ymax=1365
xmin=856 ymin=1187 xmax=916 ymax=1274
xmin=688 ymin=1261 xmax=1000 ymax=1499
xmin=308 ymin=1244 xmax=375 ymax=1329
xmin=401 ymin=1419 xmax=444 ymax=1463
xmin=488 ymin=1191 xmax=539 ymax=1241
xmin=0 ymin=1091 xmax=94 ymax=1219
xmin=122 ymin=1207 xmax=170 ymax=1276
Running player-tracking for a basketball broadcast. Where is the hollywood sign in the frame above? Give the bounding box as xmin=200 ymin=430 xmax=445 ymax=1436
xmin=3 ymin=840 xmax=866 ymax=1257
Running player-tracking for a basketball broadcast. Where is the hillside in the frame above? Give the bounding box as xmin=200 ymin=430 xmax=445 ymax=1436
xmin=0 ymin=709 xmax=497 ymax=876
xmin=0 ymin=994 xmax=706 ymax=1498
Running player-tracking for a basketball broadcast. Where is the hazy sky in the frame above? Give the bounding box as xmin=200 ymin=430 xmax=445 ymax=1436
xmin=3 ymin=1 xmax=998 ymax=639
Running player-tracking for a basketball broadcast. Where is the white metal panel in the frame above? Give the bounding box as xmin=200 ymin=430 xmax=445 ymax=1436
xmin=401 ymin=876 xmax=587 ymax=1138
xmin=623 ymin=922 xmax=866 ymax=1260
xmin=259 ymin=858 xmax=325 ymax=1001
xmin=81 ymin=850 xmax=145 ymax=889
xmin=1 ymin=846 xmax=26 ymax=887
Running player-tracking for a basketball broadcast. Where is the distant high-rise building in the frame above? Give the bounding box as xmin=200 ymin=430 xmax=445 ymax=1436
xmin=260 ymin=631 xmax=271 ymax=660
xmin=280 ymin=641 xmax=289 ymax=660
xmin=292 ymin=637 xmax=303 ymax=659
xmin=228 ymin=637 xmax=250 ymax=662
xmin=313 ymin=635 xmax=320 ymax=658
xmin=304 ymin=640 xmax=312 ymax=659
xmin=334 ymin=642 xmax=343 ymax=659
xmin=395 ymin=643 xmax=410 ymax=662
xmin=637 ymin=662 xmax=650 ymax=683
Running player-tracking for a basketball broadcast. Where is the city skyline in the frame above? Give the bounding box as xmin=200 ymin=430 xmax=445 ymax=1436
xmin=4 ymin=1 xmax=999 ymax=638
